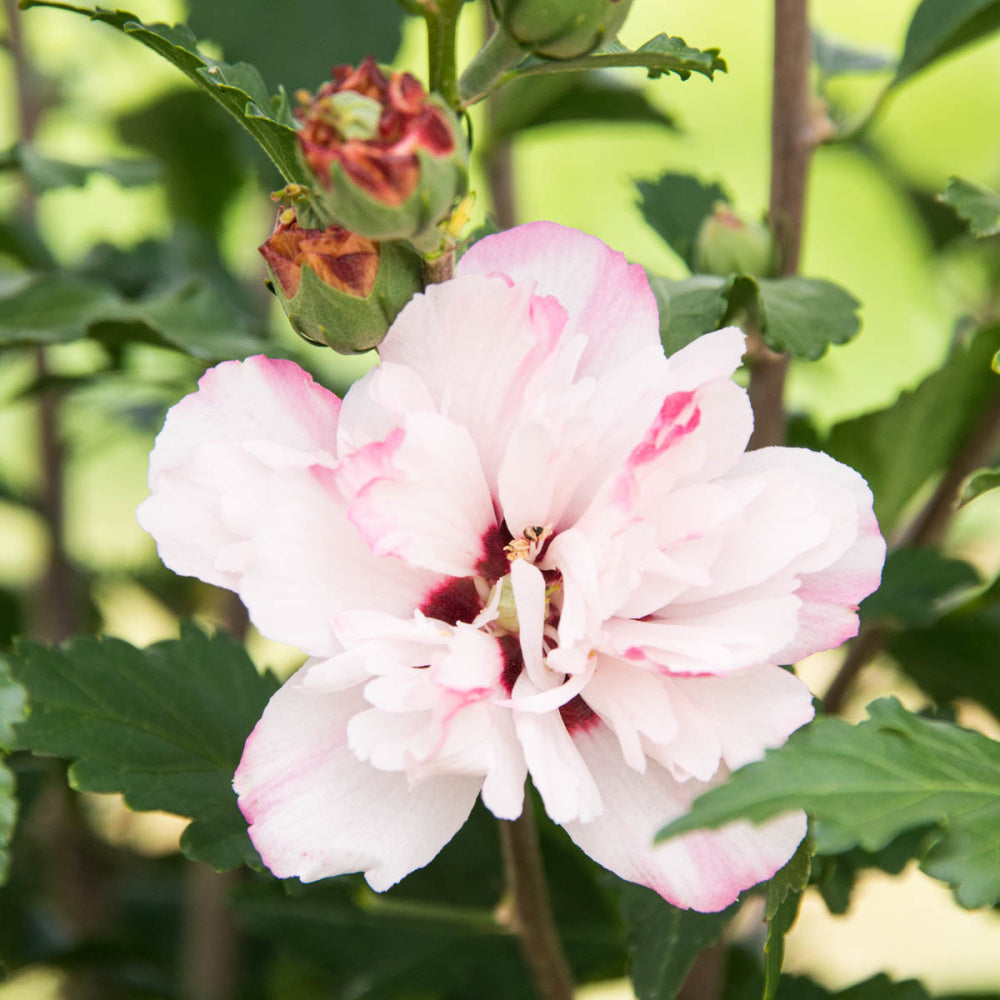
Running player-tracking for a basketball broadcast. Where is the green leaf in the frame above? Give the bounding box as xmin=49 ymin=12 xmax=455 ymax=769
xmin=637 ymin=173 xmax=731 ymax=269
xmin=489 ymin=71 xmax=677 ymax=142
xmin=185 ymin=0 xmax=405 ymax=96
xmin=824 ymin=323 xmax=1000 ymax=531
xmin=762 ymin=841 xmax=811 ymax=1000
xmin=657 ymin=697 xmax=1000 ymax=908
xmin=754 ymin=276 xmax=861 ymax=360
xmin=939 ymin=177 xmax=1000 ymax=238
xmin=0 ymin=271 xmax=270 ymax=359
xmin=0 ymin=142 xmax=160 ymax=193
xmin=19 ymin=2 xmax=303 ymax=183
xmin=958 ymin=466 xmax=1000 ymax=507
xmin=648 ymin=275 xmax=729 ymax=356
xmin=0 ymin=660 xmax=27 ymax=885
xmin=8 ymin=625 xmax=278 ymax=871
xmin=812 ymin=826 xmax=932 ymax=915
xmin=506 ymin=34 xmax=726 ymax=92
xmin=860 ymin=548 xmax=981 ymax=628
xmin=812 ymin=30 xmax=894 ymax=78
xmin=895 ymin=0 xmax=1000 ymax=84
xmin=889 ymin=603 xmax=1000 ymax=722
xmin=0 ymin=272 xmax=123 ymax=346
xmin=614 ymin=883 xmax=732 ymax=1000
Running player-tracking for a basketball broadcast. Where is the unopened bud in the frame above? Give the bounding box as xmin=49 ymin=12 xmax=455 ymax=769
xmin=693 ymin=203 xmax=776 ymax=278
xmin=295 ymin=56 xmax=468 ymax=248
xmin=492 ymin=0 xmax=634 ymax=59
xmin=259 ymin=211 xmax=422 ymax=354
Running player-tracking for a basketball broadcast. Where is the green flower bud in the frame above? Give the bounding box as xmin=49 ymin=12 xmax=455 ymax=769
xmin=693 ymin=202 xmax=776 ymax=278
xmin=259 ymin=210 xmax=423 ymax=354
xmin=491 ymin=0 xmax=634 ymax=59
xmin=295 ymin=56 xmax=468 ymax=249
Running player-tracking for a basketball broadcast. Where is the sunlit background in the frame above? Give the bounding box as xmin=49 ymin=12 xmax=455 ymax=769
xmin=1 ymin=0 xmax=999 ymax=995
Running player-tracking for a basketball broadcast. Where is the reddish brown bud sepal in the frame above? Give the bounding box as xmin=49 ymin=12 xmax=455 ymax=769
xmin=296 ymin=57 xmax=468 ymax=248
xmin=260 ymin=210 xmax=423 ymax=354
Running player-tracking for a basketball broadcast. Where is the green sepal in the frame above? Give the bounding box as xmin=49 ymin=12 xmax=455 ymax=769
xmin=277 ymin=241 xmax=423 ymax=354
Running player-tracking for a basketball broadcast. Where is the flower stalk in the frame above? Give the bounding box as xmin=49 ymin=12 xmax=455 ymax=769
xmin=498 ymin=796 xmax=575 ymax=1000
xmin=420 ymin=0 xmax=467 ymax=108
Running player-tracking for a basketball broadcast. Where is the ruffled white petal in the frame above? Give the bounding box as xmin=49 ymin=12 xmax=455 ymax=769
xmin=563 ymin=722 xmax=808 ymax=911
xmin=234 ymin=664 xmax=482 ymax=890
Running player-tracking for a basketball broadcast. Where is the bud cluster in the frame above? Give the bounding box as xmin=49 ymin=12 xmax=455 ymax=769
xmin=295 ymin=56 xmax=467 ymax=247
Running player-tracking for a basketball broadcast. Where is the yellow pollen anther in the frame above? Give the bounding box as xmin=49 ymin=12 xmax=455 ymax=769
xmin=504 ymin=525 xmax=553 ymax=563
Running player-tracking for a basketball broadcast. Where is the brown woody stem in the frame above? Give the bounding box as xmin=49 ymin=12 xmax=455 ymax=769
xmin=497 ymin=797 xmax=575 ymax=1000
xmin=747 ymin=0 xmax=815 ymax=451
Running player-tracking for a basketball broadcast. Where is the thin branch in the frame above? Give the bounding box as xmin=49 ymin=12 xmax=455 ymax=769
xmin=747 ymin=0 xmax=814 ymax=450
xmin=497 ymin=797 xmax=575 ymax=1000
xmin=423 ymin=248 xmax=456 ymax=285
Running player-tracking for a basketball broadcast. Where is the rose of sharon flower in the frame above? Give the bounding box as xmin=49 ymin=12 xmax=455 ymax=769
xmin=137 ymin=222 xmax=884 ymax=912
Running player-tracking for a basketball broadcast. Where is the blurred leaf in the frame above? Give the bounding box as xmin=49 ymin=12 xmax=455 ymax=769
xmin=0 ymin=271 xmax=269 ymax=360
xmin=939 ymin=177 xmax=1000 ymax=238
xmin=754 ymin=276 xmax=861 ymax=360
xmin=889 ymin=601 xmax=1000 ymax=721
xmin=118 ymin=90 xmax=246 ymax=234
xmin=958 ymin=466 xmax=1000 ymax=507
xmin=824 ymin=323 xmax=1000 ymax=531
xmin=895 ymin=0 xmax=1000 ymax=84
xmin=490 ymin=71 xmax=677 ymax=141
xmin=657 ymin=697 xmax=1000 ymax=908
xmin=0 ymin=142 xmax=159 ymax=193
xmin=724 ymin=956 xmax=939 ymax=1000
xmin=0 ymin=661 xmax=26 ymax=885
xmin=637 ymin=173 xmax=731 ymax=269
xmin=860 ymin=548 xmax=981 ymax=627
xmin=0 ymin=272 xmax=122 ymax=345
xmin=762 ymin=841 xmax=811 ymax=1000
xmin=8 ymin=624 xmax=279 ymax=871
xmin=20 ymin=2 xmax=303 ymax=183
xmin=234 ymin=875 xmax=534 ymax=1000
xmin=812 ymin=826 xmax=933 ymax=915
xmin=612 ymin=883 xmax=731 ymax=1000
xmin=813 ymin=30 xmax=894 ymax=78
xmin=186 ymin=0 xmax=405 ymax=94
xmin=0 ymin=219 xmax=56 ymax=271
xmin=648 ymin=275 xmax=729 ymax=356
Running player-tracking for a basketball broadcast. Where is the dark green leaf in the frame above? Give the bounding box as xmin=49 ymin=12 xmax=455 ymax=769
xmin=0 ymin=218 xmax=56 ymax=271
xmin=0 ymin=272 xmax=122 ymax=346
xmin=889 ymin=602 xmax=1000 ymax=722
xmin=187 ymin=0 xmax=404 ymax=94
xmin=0 ymin=142 xmax=159 ymax=193
xmin=0 ymin=661 xmax=27 ymax=885
xmin=895 ymin=0 xmax=1000 ymax=84
xmin=939 ymin=177 xmax=1000 ymax=238
xmin=812 ymin=826 xmax=934 ymax=915
xmin=813 ymin=30 xmax=894 ymax=78
xmin=614 ymin=882 xmax=732 ymax=1000
xmin=19 ymin=2 xmax=303 ymax=183
xmin=0 ymin=271 xmax=270 ymax=359
xmin=8 ymin=625 xmax=278 ymax=871
xmin=824 ymin=323 xmax=1000 ymax=531
xmin=648 ymin=275 xmax=729 ymax=356
xmin=755 ymin=276 xmax=861 ymax=360
xmin=118 ymin=90 xmax=247 ymax=233
xmin=657 ymin=697 xmax=1000 ymax=908
xmin=860 ymin=548 xmax=981 ymax=628
xmin=763 ymin=841 xmax=811 ymax=1000
xmin=489 ymin=71 xmax=677 ymax=141
xmin=637 ymin=173 xmax=731 ymax=269
xmin=958 ymin=466 xmax=1000 ymax=507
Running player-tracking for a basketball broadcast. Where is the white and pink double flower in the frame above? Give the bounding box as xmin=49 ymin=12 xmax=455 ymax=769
xmin=138 ymin=222 xmax=884 ymax=912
